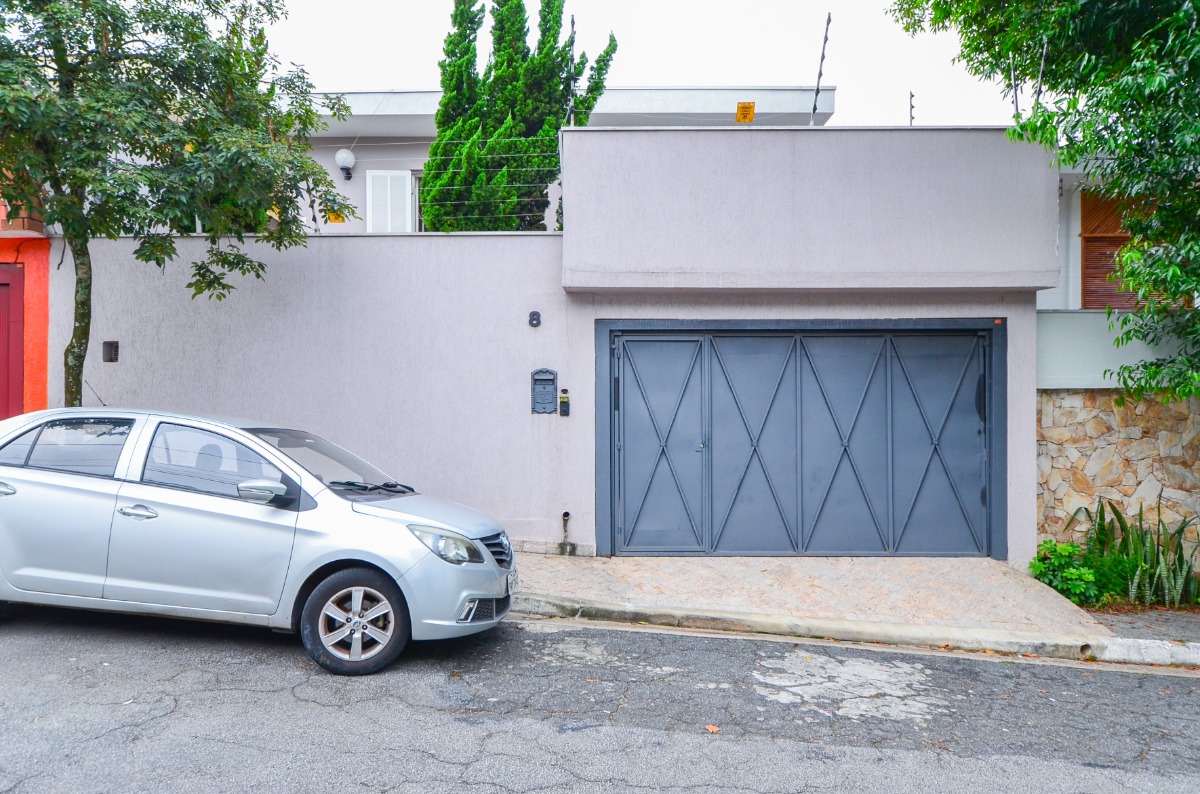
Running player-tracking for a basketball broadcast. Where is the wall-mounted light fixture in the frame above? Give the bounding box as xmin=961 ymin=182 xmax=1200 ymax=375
xmin=334 ymin=148 xmax=356 ymax=181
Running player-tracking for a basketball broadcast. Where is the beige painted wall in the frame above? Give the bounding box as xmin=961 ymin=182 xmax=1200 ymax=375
xmin=49 ymin=235 xmax=1039 ymax=567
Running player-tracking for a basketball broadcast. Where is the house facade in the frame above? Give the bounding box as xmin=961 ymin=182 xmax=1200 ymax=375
xmin=6 ymin=87 xmax=1195 ymax=567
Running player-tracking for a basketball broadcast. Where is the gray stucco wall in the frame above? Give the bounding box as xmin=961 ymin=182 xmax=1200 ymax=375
xmin=49 ymin=235 xmax=1039 ymax=567
xmin=561 ymin=127 xmax=1060 ymax=292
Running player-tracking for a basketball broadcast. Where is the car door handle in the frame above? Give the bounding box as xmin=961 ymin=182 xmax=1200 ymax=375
xmin=0 ymin=482 xmax=14 ymax=496
xmin=117 ymin=504 xmax=158 ymax=520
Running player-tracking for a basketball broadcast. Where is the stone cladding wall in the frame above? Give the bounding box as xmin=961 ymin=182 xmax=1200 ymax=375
xmin=1037 ymin=390 xmax=1200 ymax=547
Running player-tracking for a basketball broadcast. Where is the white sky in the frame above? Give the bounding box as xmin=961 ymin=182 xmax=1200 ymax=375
xmin=267 ymin=0 xmax=1015 ymax=127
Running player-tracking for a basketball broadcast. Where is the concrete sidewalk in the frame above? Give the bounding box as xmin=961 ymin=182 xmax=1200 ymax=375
xmin=511 ymin=553 xmax=1200 ymax=667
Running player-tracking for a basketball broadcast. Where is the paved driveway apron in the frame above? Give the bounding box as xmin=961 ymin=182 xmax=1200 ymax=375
xmin=515 ymin=554 xmax=1109 ymax=639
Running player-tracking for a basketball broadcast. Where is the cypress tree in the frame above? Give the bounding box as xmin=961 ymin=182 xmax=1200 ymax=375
xmin=422 ymin=0 xmax=616 ymax=232
xmin=435 ymin=0 xmax=484 ymax=129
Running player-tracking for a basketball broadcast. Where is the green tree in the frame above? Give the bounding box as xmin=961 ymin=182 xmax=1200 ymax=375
xmin=891 ymin=1 xmax=1200 ymax=401
xmin=422 ymin=0 xmax=616 ymax=232
xmin=0 ymin=0 xmax=354 ymax=406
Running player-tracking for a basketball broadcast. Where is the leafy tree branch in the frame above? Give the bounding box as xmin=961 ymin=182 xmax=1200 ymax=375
xmin=892 ymin=0 xmax=1200 ymax=401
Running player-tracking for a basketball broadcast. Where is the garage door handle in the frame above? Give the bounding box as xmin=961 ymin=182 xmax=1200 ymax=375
xmin=0 ymin=482 xmax=14 ymax=496
xmin=118 ymin=504 xmax=158 ymax=520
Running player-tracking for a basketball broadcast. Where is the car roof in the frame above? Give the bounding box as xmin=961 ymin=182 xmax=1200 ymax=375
xmin=30 ymin=407 xmax=290 ymax=433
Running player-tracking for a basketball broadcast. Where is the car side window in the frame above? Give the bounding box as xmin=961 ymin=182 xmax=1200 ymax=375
xmin=142 ymin=423 xmax=283 ymax=498
xmin=25 ymin=418 xmax=135 ymax=477
xmin=0 ymin=427 xmax=38 ymax=467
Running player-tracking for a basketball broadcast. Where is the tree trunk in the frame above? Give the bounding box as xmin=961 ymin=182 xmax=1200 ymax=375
xmin=63 ymin=230 xmax=92 ymax=407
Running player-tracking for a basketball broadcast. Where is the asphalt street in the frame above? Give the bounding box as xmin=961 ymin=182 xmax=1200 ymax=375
xmin=0 ymin=607 xmax=1197 ymax=793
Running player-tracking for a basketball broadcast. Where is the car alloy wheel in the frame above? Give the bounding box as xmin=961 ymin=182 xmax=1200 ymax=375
xmin=300 ymin=568 xmax=409 ymax=675
xmin=319 ymin=585 xmax=394 ymax=661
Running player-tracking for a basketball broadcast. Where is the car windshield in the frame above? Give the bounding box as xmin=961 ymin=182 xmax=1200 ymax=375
xmin=247 ymin=428 xmax=413 ymax=498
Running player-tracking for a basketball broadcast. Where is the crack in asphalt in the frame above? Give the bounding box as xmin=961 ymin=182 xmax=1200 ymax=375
xmin=81 ymin=695 xmax=179 ymax=744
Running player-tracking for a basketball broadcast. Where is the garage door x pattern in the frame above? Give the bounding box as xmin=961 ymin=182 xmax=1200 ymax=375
xmin=612 ymin=332 xmax=990 ymax=556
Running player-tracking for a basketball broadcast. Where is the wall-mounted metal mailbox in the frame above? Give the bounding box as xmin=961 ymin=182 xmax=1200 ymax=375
xmin=531 ymin=369 xmax=558 ymax=414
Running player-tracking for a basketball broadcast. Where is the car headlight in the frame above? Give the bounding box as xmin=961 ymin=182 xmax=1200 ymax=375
xmin=408 ymin=525 xmax=485 ymax=565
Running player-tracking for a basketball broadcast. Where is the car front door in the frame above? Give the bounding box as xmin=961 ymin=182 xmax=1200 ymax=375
xmin=104 ymin=420 xmax=300 ymax=615
xmin=0 ymin=415 xmax=142 ymax=597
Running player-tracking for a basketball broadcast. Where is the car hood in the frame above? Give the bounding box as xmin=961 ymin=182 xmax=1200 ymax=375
xmin=350 ymin=494 xmax=505 ymax=540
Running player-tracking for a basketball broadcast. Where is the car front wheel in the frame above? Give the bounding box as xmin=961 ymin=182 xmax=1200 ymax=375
xmin=300 ymin=568 xmax=410 ymax=675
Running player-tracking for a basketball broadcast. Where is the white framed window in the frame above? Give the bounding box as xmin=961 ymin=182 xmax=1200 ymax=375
xmin=366 ymin=170 xmax=413 ymax=233
xmin=412 ymin=171 xmax=424 ymax=232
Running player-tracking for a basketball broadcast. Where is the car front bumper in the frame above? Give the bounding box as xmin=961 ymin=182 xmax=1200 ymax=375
xmin=401 ymin=552 xmax=516 ymax=641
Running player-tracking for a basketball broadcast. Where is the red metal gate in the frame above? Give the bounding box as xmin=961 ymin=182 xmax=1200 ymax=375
xmin=0 ymin=265 xmax=24 ymax=419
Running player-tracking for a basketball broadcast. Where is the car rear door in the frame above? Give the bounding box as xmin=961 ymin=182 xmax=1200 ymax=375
xmin=104 ymin=419 xmax=300 ymax=615
xmin=0 ymin=414 xmax=143 ymax=597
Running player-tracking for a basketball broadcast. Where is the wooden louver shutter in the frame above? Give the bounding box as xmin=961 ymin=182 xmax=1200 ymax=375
xmin=1082 ymin=235 xmax=1137 ymax=310
xmin=1080 ymin=192 xmax=1135 ymax=310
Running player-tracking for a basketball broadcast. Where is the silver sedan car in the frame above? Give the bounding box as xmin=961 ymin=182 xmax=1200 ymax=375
xmin=0 ymin=408 xmax=517 ymax=675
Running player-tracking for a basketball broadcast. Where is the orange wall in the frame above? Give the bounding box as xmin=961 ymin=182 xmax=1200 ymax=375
xmin=0 ymin=238 xmax=49 ymax=412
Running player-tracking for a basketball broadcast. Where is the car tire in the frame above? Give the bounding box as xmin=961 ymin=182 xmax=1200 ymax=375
xmin=300 ymin=568 xmax=410 ymax=676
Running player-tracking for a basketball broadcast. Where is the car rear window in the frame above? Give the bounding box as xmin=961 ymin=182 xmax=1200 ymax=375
xmin=25 ymin=418 xmax=135 ymax=477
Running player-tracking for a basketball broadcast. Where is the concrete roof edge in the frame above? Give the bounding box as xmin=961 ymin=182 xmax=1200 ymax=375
xmin=562 ymin=125 xmax=1013 ymax=133
xmin=319 ymin=85 xmax=836 ymax=96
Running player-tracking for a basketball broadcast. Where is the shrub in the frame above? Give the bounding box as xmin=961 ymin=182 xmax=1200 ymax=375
xmin=1030 ymin=540 xmax=1101 ymax=605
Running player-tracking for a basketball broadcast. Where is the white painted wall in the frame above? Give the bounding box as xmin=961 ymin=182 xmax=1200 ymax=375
xmin=561 ymin=127 xmax=1061 ymax=292
xmin=1036 ymin=311 xmax=1170 ymax=389
xmin=49 ymin=236 xmax=1039 ymax=568
xmin=1039 ymin=174 xmax=1082 ymax=310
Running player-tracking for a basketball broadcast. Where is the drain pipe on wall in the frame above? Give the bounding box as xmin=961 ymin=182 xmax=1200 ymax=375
xmin=557 ymin=511 xmax=577 ymax=556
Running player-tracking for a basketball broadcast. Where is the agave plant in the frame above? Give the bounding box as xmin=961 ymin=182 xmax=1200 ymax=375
xmin=1066 ymin=498 xmax=1199 ymax=607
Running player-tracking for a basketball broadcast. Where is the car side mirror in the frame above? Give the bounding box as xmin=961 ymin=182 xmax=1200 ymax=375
xmin=237 ymin=479 xmax=287 ymax=504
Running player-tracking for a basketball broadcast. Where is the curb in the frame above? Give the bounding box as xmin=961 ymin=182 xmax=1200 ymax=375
xmin=1093 ymin=637 xmax=1200 ymax=667
xmin=513 ymin=593 xmax=1102 ymax=661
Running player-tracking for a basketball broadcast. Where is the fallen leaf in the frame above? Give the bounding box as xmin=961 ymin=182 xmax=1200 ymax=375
xmin=705 ymin=725 xmax=721 ymax=734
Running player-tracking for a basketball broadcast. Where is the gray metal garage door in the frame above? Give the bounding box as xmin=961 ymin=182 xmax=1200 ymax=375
xmin=607 ymin=327 xmax=999 ymax=556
